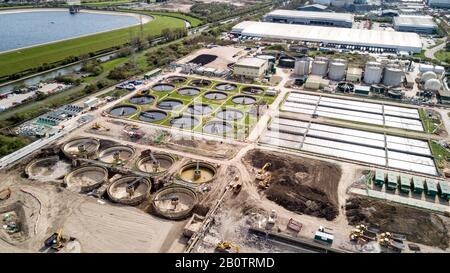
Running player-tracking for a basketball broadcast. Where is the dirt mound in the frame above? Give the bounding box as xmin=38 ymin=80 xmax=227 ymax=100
xmin=243 ymin=149 xmax=341 ymax=221
xmin=346 ymin=197 xmax=450 ymax=249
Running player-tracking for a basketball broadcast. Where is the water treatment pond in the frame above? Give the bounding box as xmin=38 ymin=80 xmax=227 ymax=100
xmin=0 ymin=9 xmax=142 ymax=52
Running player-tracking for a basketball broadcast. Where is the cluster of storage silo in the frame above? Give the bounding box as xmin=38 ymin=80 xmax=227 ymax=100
xmin=362 ymin=62 xmax=403 ymax=87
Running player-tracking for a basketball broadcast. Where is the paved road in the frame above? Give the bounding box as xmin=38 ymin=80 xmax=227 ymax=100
xmin=425 ymin=38 xmax=447 ymax=59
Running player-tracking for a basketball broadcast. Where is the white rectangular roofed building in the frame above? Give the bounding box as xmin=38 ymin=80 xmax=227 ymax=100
xmin=394 ymin=15 xmax=437 ymax=34
xmin=232 ymin=21 xmax=422 ymax=53
xmin=263 ymin=9 xmax=354 ymax=28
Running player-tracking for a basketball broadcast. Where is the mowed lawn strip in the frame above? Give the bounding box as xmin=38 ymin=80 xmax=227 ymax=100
xmin=0 ymin=14 xmax=185 ymax=78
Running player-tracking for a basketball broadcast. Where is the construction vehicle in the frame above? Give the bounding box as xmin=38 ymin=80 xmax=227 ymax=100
xmin=258 ymin=173 xmax=272 ymax=189
xmin=229 ymin=176 xmax=242 ymax=194
xmin=123 ymin=125 xmax=143 ymax=139
xmin=255 ymin=163 xmax=271 ymax=180
xmin=349 ymin=224 xmax=376 ymax=243
xmin=44 ymin=229 xmax=74 ymax=251
xmin=91 ymin=122 xmax=110 ymax=131
xmin=267 ymin=210 xmax=277 ymax=225
xmin=216 ymin=241 xmax=240 ymax=253
xmin=378 ymin=232 xmax=405 ymax=252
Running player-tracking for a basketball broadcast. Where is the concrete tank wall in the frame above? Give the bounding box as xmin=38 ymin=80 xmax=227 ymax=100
xmin=311 ymin=61 xmax=328 ymax=76
xmin=383 ymin=67 xmax=403 ymax=87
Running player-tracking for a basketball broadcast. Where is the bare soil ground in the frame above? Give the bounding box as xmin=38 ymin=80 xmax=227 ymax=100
xmin=243 ymin=149 xmax=341 ymax=221
xmin=346 ymin=196 xmax=450 ymax=249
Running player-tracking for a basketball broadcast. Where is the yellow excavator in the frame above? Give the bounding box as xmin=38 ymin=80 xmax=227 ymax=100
xmin=216 ymin=241 xmax=240 ymax=253
xmin=91 ymin=122 xmax=110 ymax=131
xmin=44 ymin=229 xmax=70 ymax=251
xmin=255 ymin=163 xmax=272 ymax=189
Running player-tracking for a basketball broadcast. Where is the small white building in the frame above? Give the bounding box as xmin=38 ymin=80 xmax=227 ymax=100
xmin=234 ymin=58 xmax=269 ymax=79
xmin=84 ymin=97 xmax=99 ymax=108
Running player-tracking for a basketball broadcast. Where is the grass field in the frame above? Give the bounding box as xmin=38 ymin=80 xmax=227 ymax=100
xmin=430 ymin=140 xmax=450 ymax=169
xmin=435 ymin=49 xmax=450 ymax=63
xmin=145 ymin=11 xmax=203 ymax=27
xmin=0 ymin=14 xmax=186 ymax=78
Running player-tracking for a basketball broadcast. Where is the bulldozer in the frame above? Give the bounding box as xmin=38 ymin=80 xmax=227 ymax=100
xmin=378 ymin=232 xmax=405 ymax=252
xmin=44 ymin=229 xmax=74 ymax=251
xmin=216 ymin=241 xmax=240 ymax=253
xmin=255 ymin=163 xmax=272 ymax=189
xmin=349 ymin=224 xmax=377 ymax=243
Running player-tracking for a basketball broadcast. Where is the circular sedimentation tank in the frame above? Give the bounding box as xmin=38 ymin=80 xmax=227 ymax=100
xmin=186 ymin=104 xmax=213 ymax=116
xmin=98 ymin=145 xmax=135 ymax=164
xmin=138 ymin=110 xmax=168 ymax=122
xmin=129 ymin=95 xmax=155 ymax=105
xmin=152 ymin=83 xmax=175 ymax=92
xmin=216 ymin=109 xmax=244 ymax=121
xmin=64 ymin=165 xmax=108 ymax=193
xmin=62 ymin=137 xmax=100 ymax=159
xmin=170 ymin=115 xmax=199 ymax=129
xmin=166 ymin=76 xmax=187 ymax=84
xmin=136 ymin=153 xmax=175 ymax=174
xmin=177 ymin=87 xmax=200 ymax=96
xmin=279 ymin=56 xmax=296 ymax=68
xmin=241 ymin=86 xmax=264 ymax=94
xmin=109 ymin=105 xmax=138 ymax=117
xmin=203 ymin=121 xmax=233 ymax=135
xmin=179 ymin=161 xmax=217 ymax=184
xmin=336 ymin=82 xmax=354 ymax=93
xmin=215 ymin=82 xmax=237 ymax=91
xmin=157 ymin=99 xmax=183 ymax=110
xmin=203 ymin=91 xmax=227 ymax=100
xmin=231 ymin=95 xmax=256 ymax=105
xmin=190 ymin=79 xmax=211 ymax=87
xmin=152 ymin=186 xmax=197 ymax=220
xmin=25 ymin=156 xmax=71 ymax=181
xmin=107 ymin=176 xmax=151 ymax=205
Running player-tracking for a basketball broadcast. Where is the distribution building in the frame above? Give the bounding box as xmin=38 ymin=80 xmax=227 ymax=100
xmin=427 ymin=0 xmax=450 ymax=8
xmin=394 ymin=15 xmax=437 ymax=34
xmin=263 ymin=9 xmax=353 ymax=28
xmin=232 ymin=21 xmax=423 ymax=53
xmin=233 ymin=57 xmax=268 ymax=79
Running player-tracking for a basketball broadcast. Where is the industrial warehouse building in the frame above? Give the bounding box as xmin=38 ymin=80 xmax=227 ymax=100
xmin=427 ymin=0 xmax=450 ymax=8
xmin=233 ymin=57 xmax=268 ymax=79
xmin=232 ymin=21 xmax=423 ymax=53
xmin=394 ymin=15 xmax=437 ymax=34
xmin=263 ymin=9 xmax=353 ymax=28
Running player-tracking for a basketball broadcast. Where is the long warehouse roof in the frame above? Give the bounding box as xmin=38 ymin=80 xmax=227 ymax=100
xmin=394 ymin=15 xmax=437 ymax=28
xmin=264 ymin=9 xmax=354 ymax=23
xmin=232 ymin=21 xmax=423 ymax=52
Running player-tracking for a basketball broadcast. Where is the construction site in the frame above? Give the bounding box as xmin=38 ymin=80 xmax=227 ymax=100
xmin=0 ymin=44 xmax=449 ymax=253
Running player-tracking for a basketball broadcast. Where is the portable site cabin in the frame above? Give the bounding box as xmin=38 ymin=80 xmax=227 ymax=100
xmin=314 ymin=231 xmax=334 ymax=245
xmin=425 ymin=179 xmax=438 ymax=196
xmin=374 ymin=170 xmax=385 ymax=186
xmin=412 ymin=176 xmax=424 ymax=194
xmin=387 ymin=172 xmax=398 ymax=191
xmin=438 ymin=181 xmax=450 ymax=201
xmin=399 ymin=174 xmax=412 ymax=193
xmin=144 ymin=68 xmax=162 ymax=80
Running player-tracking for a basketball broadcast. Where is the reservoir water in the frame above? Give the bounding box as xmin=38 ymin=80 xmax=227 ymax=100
xmin=0 ymin=10 xmax=140 ymax=52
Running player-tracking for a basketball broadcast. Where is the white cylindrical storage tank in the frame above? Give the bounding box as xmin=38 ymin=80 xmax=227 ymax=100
xmin=364 ymin=62 xmax=382 ymax=84
xmin=328 ymin=60 xmax=347 ymax=81
xmin=311 ymin=60 xmax=328 ymax=76
xmin=424 ymin=79 xmax=442 ymax=91
xmin=294 ymin=57 xmax=312 ymax=76
xmin=419 ymin=64 xmax=434 ymax=73
xmin=434 ymin=65 xmax=445 ymax=75
xmin=421 ymin=71 xmax=437 ymax=82
xmin=383 ymin=67 xmax=403 ymax=87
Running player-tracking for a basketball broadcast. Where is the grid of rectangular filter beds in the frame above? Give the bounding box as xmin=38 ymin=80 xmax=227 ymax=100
xmin=280 ymin=93 xmax=424 ymax=132
xmin=259 ymin=117 xmax=437 ymax=175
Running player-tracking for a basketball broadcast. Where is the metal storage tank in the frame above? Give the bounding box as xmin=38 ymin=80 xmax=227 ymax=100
xmin=434 ymin=65 xmax=445 ymax=75
xmin=383 ymin=67 xmax=403 ymax=87
xmin=311 ymin=59 xmax=328 ymax=76
xmin=363 ymin=62 xmax=383 ymax=84
xmin=424 ymin=79 xmax=442 ymax=91
xmin=421 ymin=71 xmax=437 ymax=82
xmin=328 ymin=60 xmax=347 ymax=81
xmin=278 ymin=56 xmax=295 ymax=68
xmin=294 ymin=57 xmax=312 ymax=76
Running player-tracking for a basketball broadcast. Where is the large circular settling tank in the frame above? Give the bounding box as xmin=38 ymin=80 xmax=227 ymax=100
xmin=179 ymin=162 xmax=217 ymax=184
xmin=62 ymin=137 xmax=100 ymax=158
xmin=153 ymin=187 xmax=197 ymax=220
xmin=204 ymin=91 xmax=227 ymax=100
xmin=203 ymin=121 xmax=233 ymax=135
xmin=215 ymin=82 xmax=237 ymax=91
xmin=242 ymin=86 xmax=264 ymax=94
xmin=190 ymin=79 xmax=211 ymax=87
xmin=166 ymin=76 xmax=187 ymax=84
xmin=177 ymin=87 xmax=200 ymax=96
xmin=157 ymin=99 xmax=183 ymax=110
xmin=186 ymin=104 xmax=213 ymax=116
xmin=136 ymin=153 xmax=174 ymax=174
xmin=138 ymin=110 xmax=167 ymax=122
xmin=64 ymin=166 xmax=108 ymax=193
xmin=109 ymin=105 xmax=137 ymax=117
xmin=98 ymin=145 xmax=135 ymax=164
xmin=170 ymin=115 xmax=199 ymax=129
xmin=129 ymin=95 xmax=155 ymax=105
xmin=216 ymin=109 xmax=244 ymax=121
xmin=107 ymin=176 xmax=151 ymax=205
xmin=232 ymin=95 xmax=256 ymax=105
xmin=26 ymin=156 xmax=71 ymax=181
xmin=152 ymin=83 xmax=175 ymax=92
